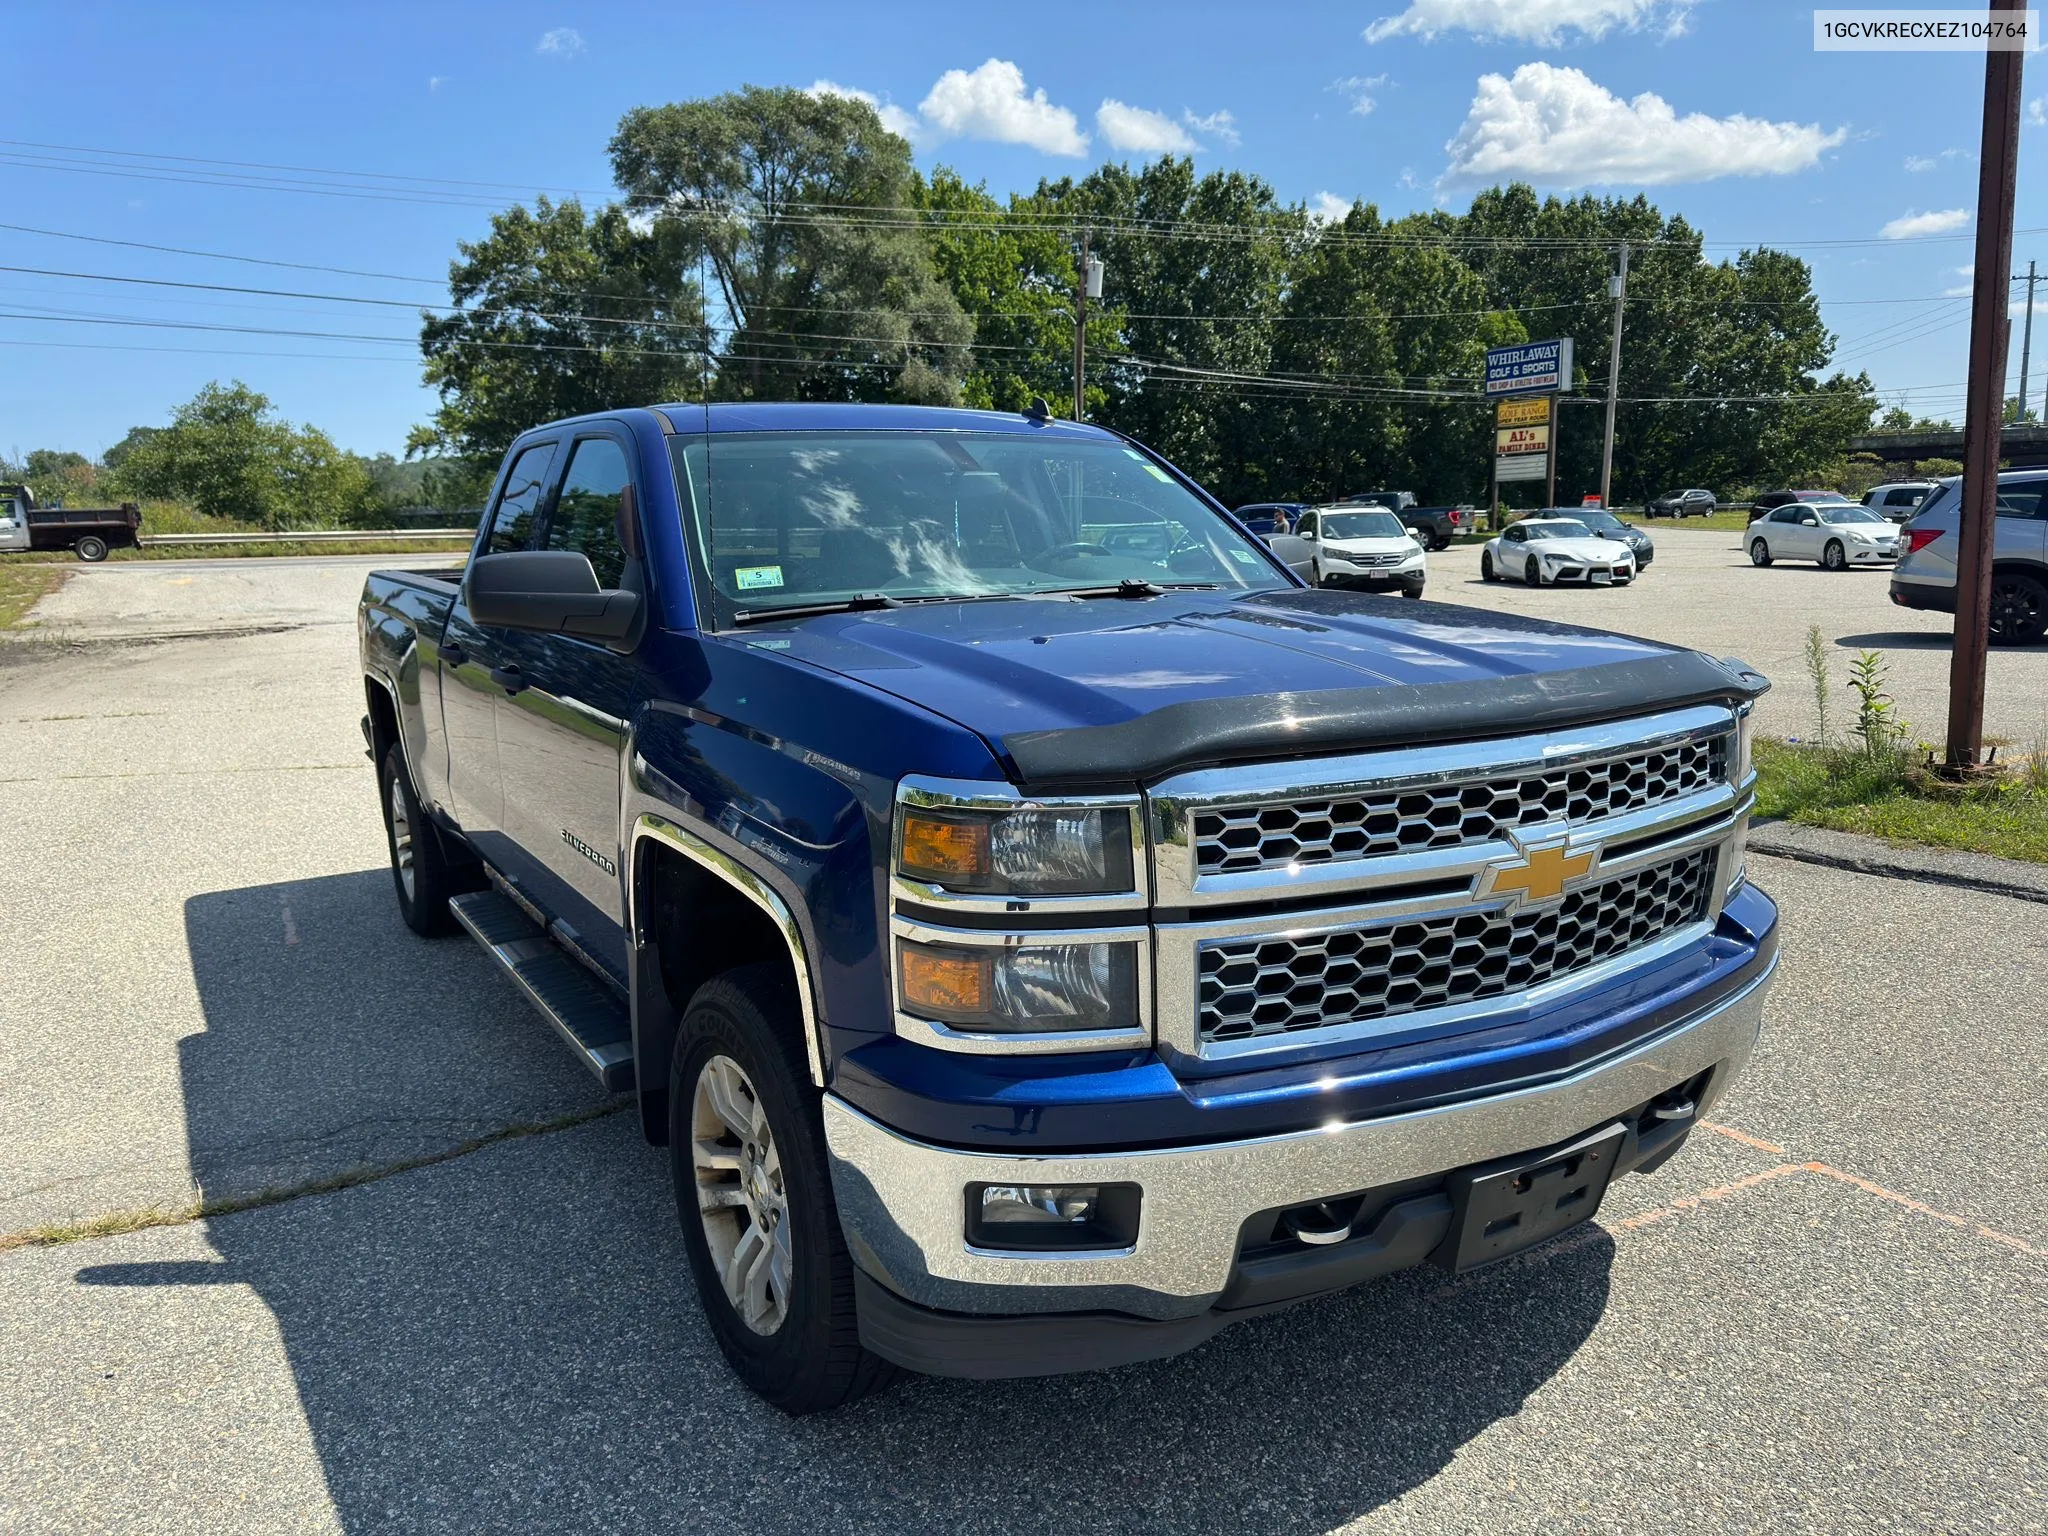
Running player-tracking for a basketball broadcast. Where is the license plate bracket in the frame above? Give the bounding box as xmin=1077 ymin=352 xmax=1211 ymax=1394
xmin=1433 ymin=1122 xmax=1626 ymax=1274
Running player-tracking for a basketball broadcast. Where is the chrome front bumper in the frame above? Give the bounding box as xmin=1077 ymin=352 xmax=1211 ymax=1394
xmin=824 ymin=953 xmax=1776 ymax=1320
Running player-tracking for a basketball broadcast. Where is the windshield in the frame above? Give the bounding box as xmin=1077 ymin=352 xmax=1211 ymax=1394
xmin=1319 ymin=510 xmax=1407 ymax=540
xmin=1520 ymin=520 xmax=1593 ymax=541
xmin=669 ymin=431 xmax=1285 ymax=623
xmin=1817 ymin=504 xmax=1885 ymax=525
xmin=1580 ymin=512 xmax=1624 ymax=533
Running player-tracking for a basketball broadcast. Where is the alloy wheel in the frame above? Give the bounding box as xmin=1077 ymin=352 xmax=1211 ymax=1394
xmin=691 ymin=1053 xmax=793 ymax=1336
xmin=387 ymin=773 xmax=416 ymax=902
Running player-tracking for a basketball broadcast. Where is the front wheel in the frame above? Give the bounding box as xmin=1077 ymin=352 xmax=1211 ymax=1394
xmin=1430 ymin=534 xmax=1452 ymax=552
xmin=1309 ymin=560 xmax=1323 ymax=588
xmin=671 ymin=966 xmax=897 ymax=1414
xmin=1402 ymin=587 xmax=1423 ymax=600
xmin=1989 ymin=571 xmax=2048 ymax=645
xmin=378 ymin=744 xmax=463 ymax=936
xmin=1750 ymin=538 xmax=1773 ymax=568
xmin=1480 ymin=550 xmax=1498 ymax=582
xmin=1525 ymin=556 xmax=1543 ymax=586
xmin=74 ymin=535 xmax=108 ymax=562
xmin=1822 ymin=540 xmax=1847 ymax=572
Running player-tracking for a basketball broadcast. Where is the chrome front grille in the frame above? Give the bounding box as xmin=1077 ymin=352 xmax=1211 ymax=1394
xmin=1195 ymin=848 xmax=1718 ymax=1045
xmin=1193 ymin=734 xmax=1728 ymax=877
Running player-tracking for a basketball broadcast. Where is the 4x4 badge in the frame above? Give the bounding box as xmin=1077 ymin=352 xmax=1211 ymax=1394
xmin=1478 ymin=836 xmax=1597 ymax=909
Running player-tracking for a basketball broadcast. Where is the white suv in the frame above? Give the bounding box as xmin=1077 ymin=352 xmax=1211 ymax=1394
xmin=1862 ymin=481 xmax=1939 ymax=522
xmin=1889 ymin=473 xmax=2048 ymax=643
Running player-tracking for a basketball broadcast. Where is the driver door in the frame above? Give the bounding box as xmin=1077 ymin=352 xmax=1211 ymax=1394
xmin=1503 ymin=525 xmax=1528 ymax=578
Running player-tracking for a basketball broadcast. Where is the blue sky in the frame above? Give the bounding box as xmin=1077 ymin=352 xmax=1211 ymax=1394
xmin=4 ymin=0 xmax=2045 ymax=460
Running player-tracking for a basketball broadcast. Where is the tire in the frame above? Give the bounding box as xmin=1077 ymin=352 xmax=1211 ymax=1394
xmin=1310 ymin=560 xmax=1323 ymax=588
xmin=1525 ymin=555 xmax=1543 ymax=587
xmin=1430 ymin=534 xmax=1451 ymax=552
xmin=1401 ymin=586 xmax=1423 ymax=600
xmin=74 ymin=535 xmax=108 ymax=562
xmin=378 ymin=743 xmax=462 ymax=937
xmin=1749 ymin=538 xmax=1773 ymax=568
xmin=670 ymin=965 xmax=897 ymax=1415
xmin=1989 ymin=570 xmax=2048 ymax=645
xmin=1480 ymin=549 xmax=1498 ymax=582
xmin=1822 ymin=539 xmax=1846 ymax=572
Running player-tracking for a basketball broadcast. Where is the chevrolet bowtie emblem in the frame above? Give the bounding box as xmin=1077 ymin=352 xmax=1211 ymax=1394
xmin=1481 ymin=839 xmax=1597 ymax=907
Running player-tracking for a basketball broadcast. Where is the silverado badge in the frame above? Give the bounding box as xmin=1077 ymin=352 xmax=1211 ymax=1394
xmin=1477 ymin=834 xmax=1597 ymax=911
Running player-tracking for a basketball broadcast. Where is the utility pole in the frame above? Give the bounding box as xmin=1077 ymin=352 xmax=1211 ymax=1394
xmin=1599 ymin=241 xmax=1628 ymax=509
xmin=2021 ymin=259 xmax=2039 ymax=419
xmin=1072 ymin=230 xmax=1102 ymax=422
xmin=1946 ymin=0 xmax=2026 ymax=773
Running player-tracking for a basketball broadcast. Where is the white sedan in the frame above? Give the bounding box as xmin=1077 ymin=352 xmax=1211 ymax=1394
xmin=1481 ymin=518 xmax=1637 ymax=587
xmin=1746 ymin=501 xmax=1900 ymax=569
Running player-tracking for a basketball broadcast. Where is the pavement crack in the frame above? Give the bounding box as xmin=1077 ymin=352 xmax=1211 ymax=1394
xmin=0 ymin=1101 xmax=629 ymax=1255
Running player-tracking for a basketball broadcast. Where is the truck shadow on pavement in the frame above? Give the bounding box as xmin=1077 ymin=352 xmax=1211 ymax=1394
xmin=75 ymin=873 xmax=1614 ymax=1536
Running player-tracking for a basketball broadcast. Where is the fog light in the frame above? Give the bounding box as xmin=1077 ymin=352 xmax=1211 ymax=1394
xmin=979 ymin=1185 xmax=1099 ymax=1225
xmin=965 ymin=1182 xmax=1142 ymax=1252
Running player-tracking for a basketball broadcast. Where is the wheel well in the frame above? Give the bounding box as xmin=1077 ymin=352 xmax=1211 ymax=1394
xmin=364 ymin=677 xmax=400 ymax=767
xmin=633 ymin=839 xmax=809 ymax=1144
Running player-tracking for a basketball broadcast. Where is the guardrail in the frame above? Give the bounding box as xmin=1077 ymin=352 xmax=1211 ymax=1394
xmin=140 ymin=528 xmax=475 ymax=547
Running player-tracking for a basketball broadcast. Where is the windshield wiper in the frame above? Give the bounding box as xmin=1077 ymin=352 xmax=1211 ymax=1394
xmin=731 ymin=592 xmax=903 ymax=626
xmin=1049 ymin=579 xmax=1221 ymax=600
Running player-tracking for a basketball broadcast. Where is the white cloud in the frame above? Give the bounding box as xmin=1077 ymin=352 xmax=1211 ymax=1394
xmin=2029 ymin=98 xmax=2047 ymax=126
xmin=428 ymin=75 xmax=446 ymax=92
xmin=918 ymin=59 xmax=1087 ymax=156
xmin=1880 ymin=207 xmax=1971 ymax=239
xmin=1904 ymin=148 xmax=1961 ymax=172
xmin=1184 ymin=108 xmax=1240 ymax=146
xmin=1366 ymin=0 xmax=1695 ymax=44
xmin=536 ymin=27 xmax=583 ymax=56
xmin=1442 ymin=63 xmax=1845 ymax=187
xmin=1097 ymin=99 xmax=1199 ymax=154
xmin=806 ymin=79 xmax=921 ymax=141
xmin=1310 ymin=192 xmax=1356 ymax=224
xmin=1335 ymin=74 xmax=1389 ymax=116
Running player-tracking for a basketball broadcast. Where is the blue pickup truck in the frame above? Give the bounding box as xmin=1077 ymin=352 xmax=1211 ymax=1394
xmin=358 ymin=403 xmax=1778 ymax=1413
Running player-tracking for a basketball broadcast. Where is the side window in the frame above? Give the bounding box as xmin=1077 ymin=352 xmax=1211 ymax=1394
xmin=1297 ymin=512 xmax=1317 ymax=537
xmin=1771 ymin=507 xmax=1801 ymax=525
xmin=542 ymin=437 xmax=632 ymax=588
xmin=1505 ymin=526 xmax=1525 ymax=544
xmin=1994 ymin=481 xmax=2048 ymax=520
xmin=482 ymin=442 xmax=558 ymax=557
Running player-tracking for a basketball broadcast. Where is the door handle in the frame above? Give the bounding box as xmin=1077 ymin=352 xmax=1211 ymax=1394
xmin=489 ymin=663 xmax=526 ymax=694
xmin=441 ymin=643 xmax=467 ymax=669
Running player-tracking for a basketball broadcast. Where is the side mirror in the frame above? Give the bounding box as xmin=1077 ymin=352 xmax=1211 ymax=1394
xmin=1801 ymin=516 xmax=1818 ymax=527
xmin=466 ymin=550 xmax=641 ymax=650
xmin=1300 ymin=529 xmax=1317 ymax=540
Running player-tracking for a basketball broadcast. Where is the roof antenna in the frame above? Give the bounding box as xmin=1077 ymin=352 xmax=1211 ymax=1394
xmin=1023 ymin=396 xmax=1052 ymax=424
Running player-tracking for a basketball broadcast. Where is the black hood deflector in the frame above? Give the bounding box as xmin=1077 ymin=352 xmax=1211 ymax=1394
xmin=1002 ymin=649 xmax=1765 ymax=790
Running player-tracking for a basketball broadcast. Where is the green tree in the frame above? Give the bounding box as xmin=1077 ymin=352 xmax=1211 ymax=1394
xmin=611 ymin=86 xmax=971 ymax=404
xmin=916 ymin=169 xmax=1118 ymax=415
xmin=113 ymin=381 xmax=379 ymax=530
xmin=417 ymin=196 xmax=706 ymax=459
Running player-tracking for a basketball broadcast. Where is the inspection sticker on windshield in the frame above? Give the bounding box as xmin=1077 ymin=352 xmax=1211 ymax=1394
xmin=734 ymin=564 xmax=784 ymax=591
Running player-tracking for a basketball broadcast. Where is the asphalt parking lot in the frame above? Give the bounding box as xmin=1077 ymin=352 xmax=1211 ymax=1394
xmin=1421 ymin=527 xmax=2048 ymax=748
xmin=1 ymin=555 xmax=2043 ymax=1535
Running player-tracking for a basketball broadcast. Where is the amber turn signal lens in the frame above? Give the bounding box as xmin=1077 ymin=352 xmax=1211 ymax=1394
xmin=900 ymin=812 xmax=991 ymax=879
xmin=900 ymin=944 xmax=992 ymax=1014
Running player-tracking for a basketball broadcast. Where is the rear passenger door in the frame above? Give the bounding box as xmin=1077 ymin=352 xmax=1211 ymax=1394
xmin=1993 ymin=478 xmax=2048 ymax=568
xmin=491 ymin=431 xmax=643 ymax=979
xmin=440 ymin=438 xmax=557 ymax=845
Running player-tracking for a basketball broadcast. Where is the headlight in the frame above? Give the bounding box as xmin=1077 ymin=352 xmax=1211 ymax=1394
xmin=898 ymin=805 xmax=1134 ymax=895
xmin=1734 ymin=702 xmax=1756 ymax=785
xmin=899 ymin=938 xmax=1139 ymax=1034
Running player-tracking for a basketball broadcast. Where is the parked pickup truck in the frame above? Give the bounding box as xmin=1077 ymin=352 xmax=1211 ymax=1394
xmin=1335 ymin=493 xmax=1476 ymax=550
xmin=0 ymin=483 xmax=142 ymax=561
xmin=359 ymin=403 xmax=1779 ymax=1414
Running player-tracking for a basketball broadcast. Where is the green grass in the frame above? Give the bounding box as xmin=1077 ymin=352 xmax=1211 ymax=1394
xmin=1754 ymin=737 xmax=2048 ymax=864
xmin=10 ymin=539 xmax=468 ymax=564
xmin=0 ymin=563 xmax=68 ymax=629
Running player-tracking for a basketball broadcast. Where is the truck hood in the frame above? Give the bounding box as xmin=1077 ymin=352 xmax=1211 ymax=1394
xmin=742 ymin=588 xmax=1760 ymax=787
